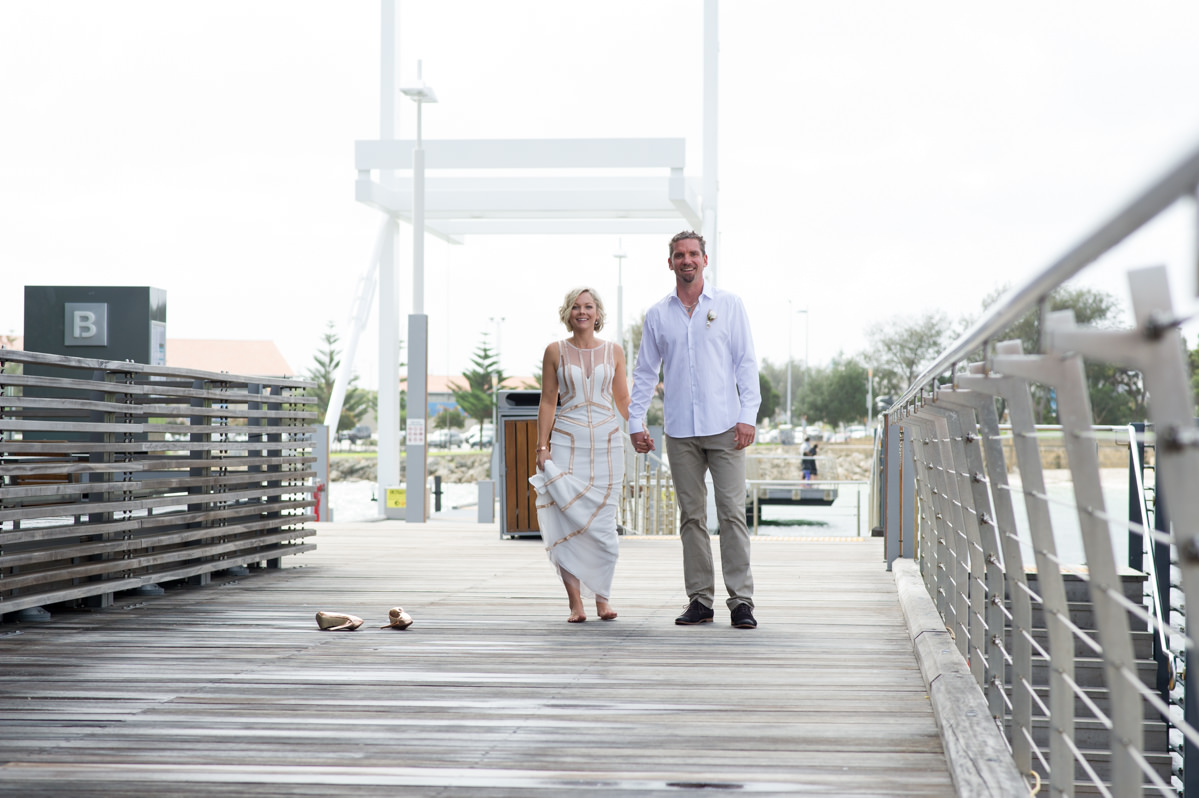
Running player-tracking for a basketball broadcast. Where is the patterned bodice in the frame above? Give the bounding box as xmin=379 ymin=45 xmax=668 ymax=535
xmin=556 ymin=339 xmax=618 ymax=427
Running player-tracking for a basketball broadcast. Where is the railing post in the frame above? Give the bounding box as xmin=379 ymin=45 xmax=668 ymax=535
xmin=933 ymin=393 xmax=1009 ymax=725
xmin=882 ymin=412 xmax=915 ymax=567
xmin=902 ymin=416 xmax=950 ymax=619
xmin=950 ymin=373 xmax=1037 ymax=775
xmin=921 ymin=408 xmax=978 ymax=668
xmin=999 ymin=316 xmax=1143 ymax=798
xmin=1054 ymin=265 xmax=1199 ymax=793
xmin=965 ymin=342 xmax=1076 ymax=792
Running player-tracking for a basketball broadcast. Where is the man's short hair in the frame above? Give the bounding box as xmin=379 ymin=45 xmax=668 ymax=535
xmin=669 ymin=230 xmax=706 ymax=256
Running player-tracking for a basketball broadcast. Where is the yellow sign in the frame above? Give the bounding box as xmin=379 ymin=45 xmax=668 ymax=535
xmin=386 ymin=488 xmax=407 ymax=508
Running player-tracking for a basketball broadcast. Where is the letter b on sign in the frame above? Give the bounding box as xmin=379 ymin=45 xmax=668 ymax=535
xmin=64 ymin=303 xmax=108 ymax=347
xmin=74 ymin=312 xmax=96 ymax=338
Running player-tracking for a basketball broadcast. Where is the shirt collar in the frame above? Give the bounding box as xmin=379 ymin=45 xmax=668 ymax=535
xmin=674 ymin=281 xmax=713 ymax=305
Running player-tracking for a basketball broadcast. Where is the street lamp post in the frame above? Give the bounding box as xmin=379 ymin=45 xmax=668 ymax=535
xmin=787 ymin=306 xmax=808 ymax=429
xmin=799 ymin=308 xmax=809 ymax=434
xmin=401 ymin=61 xmax=436 ymax=315
xmin=613 ymin=241 xmax=626 ymax=378
xmin=400 ymin=61 xmax=437 ymax=522
xmin=489 ymin=314 xmax=505 ymax=424
xmin=489 ymin=316 xmax=505 ymax=388
xmin=867 ymin=367 xmax=874 ymax=431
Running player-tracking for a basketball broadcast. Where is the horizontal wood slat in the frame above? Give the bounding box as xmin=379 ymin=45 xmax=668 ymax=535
xmin=1 ymin=348 xmax=317 ymax=616
xmin=0 ymin=527 xmax=956 ymax=796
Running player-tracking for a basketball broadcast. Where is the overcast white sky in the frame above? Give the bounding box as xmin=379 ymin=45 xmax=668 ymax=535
xmin=4 ymin=1 xmax=1199 ymax=389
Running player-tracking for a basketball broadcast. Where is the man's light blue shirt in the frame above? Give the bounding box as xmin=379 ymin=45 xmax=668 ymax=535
xmin=628 ymin=283 xmax=760 ymax=438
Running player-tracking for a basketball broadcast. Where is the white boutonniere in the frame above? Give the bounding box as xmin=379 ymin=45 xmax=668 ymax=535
xmin=706 ymin=309 xmax=717 ymax=329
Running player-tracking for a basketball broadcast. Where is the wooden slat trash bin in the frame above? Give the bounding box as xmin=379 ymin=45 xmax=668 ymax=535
xmin=496 ymin=390 xmax=541 ymax=539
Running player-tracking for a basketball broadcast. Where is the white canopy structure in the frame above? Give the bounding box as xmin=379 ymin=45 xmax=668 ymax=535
xmin=328 ymin=0 xmax=721 ymax=520
xmin=354 ymin=137 xmax=702 ymax=240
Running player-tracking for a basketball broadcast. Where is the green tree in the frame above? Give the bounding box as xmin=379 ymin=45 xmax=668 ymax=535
xmin=757 ymin=371 xmax=780 ymax=424
xmin=450 ymin=337 xmax=505 ymax=431
xmin=433 ymin=407 xmax=466 ymax=430
xmin=866 ymin=310 xmax=959 ymax=397
xmin=1 ymin=333 xmax=21 ymax=376
xmin=625 ymin=312 xmax=664 ymax=427
xmin=759 ymin=357 xmax=807 ymax=424
xmin=305 ymin=322 xmax=374 ymax=433
xmin=626 ymin=314 xmax=644 ymax=367
xmin=984 ymin=285 xmax=1139 ymax=423
xmin=1189 ymin=336 xmax=1199 ymax=409
xmin=806 ymin=355 xmax=871 ymax=428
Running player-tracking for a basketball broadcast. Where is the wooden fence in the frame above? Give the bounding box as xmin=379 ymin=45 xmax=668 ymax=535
xmin=0 ymin=348 xmax=317 ymax=617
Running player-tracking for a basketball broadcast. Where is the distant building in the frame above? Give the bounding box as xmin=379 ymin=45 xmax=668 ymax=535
xmin=165 ymin=339 xmax=294 ymax=377
xmin=405 ymin=375 xmax=537 ymax=421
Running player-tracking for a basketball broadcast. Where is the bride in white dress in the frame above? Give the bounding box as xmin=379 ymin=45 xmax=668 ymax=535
xmin=529 ymin=287 xmax=630 ymax=623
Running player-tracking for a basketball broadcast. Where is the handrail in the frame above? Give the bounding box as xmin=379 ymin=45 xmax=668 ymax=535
xmin=1126 ymin=423 xmax=1174 ymax=688
xmin=891 ymin=140 xmax=1199 ymax=410
xmin=620 ymin=450 xmax=677 ymax=536
xmin=875 ymin=135 xmax=1199 ymax=794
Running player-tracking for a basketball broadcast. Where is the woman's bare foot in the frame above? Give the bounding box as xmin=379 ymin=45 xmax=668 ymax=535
xmin=567 ymin=611 xmax=586 ymax=623
xmin=596 ymin=601 xmax=617 ymax=621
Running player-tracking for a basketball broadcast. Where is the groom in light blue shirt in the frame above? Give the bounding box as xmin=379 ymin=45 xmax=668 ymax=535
xmin=628 ymin=231 xmax=761 ymax=629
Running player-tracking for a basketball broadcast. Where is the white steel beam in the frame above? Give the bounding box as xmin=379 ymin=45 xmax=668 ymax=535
xmin=420 ymin=219 xmax=691 ymax=236
xmin=702 ymin=0 xmax=719 ymax=281
xmin=355 ymin=137 xmax=686 ymax=171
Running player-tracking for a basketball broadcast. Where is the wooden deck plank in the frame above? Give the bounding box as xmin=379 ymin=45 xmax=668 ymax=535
xmin=0 ymin=523 xmax=956 ymax=796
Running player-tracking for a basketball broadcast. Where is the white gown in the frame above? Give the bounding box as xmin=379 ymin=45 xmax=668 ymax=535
xmin=528 ymin=340 xmax=625 ymax=600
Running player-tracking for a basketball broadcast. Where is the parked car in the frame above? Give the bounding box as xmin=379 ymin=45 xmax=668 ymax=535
xmin=428 ymin=428 xmax=464 ymax=448
xmin=464 ymin=423 xmax=494 ymax=448
xmin=337 ymin=424 xmax=373 ymax=443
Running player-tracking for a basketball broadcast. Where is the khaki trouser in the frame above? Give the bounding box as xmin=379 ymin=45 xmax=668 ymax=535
xmin=666 ymin=428 xmax=754 ymax=611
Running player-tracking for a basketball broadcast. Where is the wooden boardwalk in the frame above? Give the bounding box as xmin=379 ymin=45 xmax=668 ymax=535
xmin=0 ymin=522 xmax=956 ymax=797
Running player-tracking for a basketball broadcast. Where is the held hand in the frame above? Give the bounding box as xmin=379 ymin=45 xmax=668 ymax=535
xmin=630 ymin=430 xmax=655 ymax=454
xmin=536 ymin=448 xmax=551 ymax=471
xmin=733 ymin=422 xmax=756 ymax=450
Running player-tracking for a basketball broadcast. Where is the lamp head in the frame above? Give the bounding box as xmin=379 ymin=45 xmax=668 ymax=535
xmin=400 ymin=83 xmax=438 ymax=103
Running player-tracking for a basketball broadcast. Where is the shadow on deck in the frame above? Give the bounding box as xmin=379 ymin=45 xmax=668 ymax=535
xmin=0 ymin=522 xmax=978 ymax=796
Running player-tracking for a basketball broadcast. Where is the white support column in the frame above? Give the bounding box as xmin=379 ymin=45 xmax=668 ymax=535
xmin=702 ymin=0 xmax=719 ymax=281
xmin=404 ymin=61 xmax=433 ymax=522
xmin=412 ymin=136 xmax=425 ymax=314
xmin=377 ymin=217 xmax=400 ymax=514
xmin=376 ymin=0 xmax=402 ymax=517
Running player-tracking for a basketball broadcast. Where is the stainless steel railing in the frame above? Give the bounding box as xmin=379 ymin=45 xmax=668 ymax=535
xmin=620 ymin=451 xmax=678 ymax=536
xmin=875 ymin=138 xmax=1199 ymax=796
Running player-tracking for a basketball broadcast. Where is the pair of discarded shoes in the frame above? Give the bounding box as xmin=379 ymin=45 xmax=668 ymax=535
xmin=315 ymin=607 xmax=413 ymax=632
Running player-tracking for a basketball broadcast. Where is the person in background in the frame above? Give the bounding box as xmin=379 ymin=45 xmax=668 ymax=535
xmin=801 ymin=436 xmax=818 ymax=480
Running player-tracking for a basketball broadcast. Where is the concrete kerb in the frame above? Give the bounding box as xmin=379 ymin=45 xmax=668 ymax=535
xmin=892 ymin=558 xmax=1030 ymax=798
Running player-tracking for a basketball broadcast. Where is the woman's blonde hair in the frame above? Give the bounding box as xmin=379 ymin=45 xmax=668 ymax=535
xmin=558 ymin=287 xmax=606 ymax=333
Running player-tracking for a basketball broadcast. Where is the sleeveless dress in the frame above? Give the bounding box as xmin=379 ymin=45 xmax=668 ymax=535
xmin=528 ymin=339 xmax=625 ymax=600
